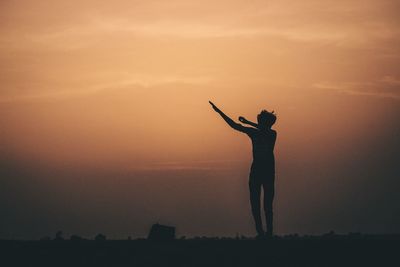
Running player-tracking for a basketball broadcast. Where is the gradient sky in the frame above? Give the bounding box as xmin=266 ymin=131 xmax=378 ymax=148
xmin=1 ymin=0 xmax=400 ymax=239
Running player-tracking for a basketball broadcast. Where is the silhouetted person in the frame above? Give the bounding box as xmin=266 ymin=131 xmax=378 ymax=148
xmin=209 ymin=101 xmax=277 ymax=238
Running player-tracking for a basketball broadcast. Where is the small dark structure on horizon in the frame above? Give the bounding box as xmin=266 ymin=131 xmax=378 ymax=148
xmin=148 ymin=223 xmax=175 ymax=240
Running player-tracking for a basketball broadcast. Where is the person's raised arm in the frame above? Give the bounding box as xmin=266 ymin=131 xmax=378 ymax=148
xmin=209 ymin=101 xmax=253 ymax=133
xmin=238 ymin=116 xmax=258 ymax=128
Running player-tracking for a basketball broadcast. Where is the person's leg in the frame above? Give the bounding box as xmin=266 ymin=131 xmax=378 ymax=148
xmin=249 ymin=178 xmax=263 ymax=235
xmin=263 ymin=180 xmax=275 ymax=237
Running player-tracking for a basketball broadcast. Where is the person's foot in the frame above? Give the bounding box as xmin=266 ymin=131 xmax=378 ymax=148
xmin=255 ymin=228 xmax=266 ymax=240
xmin=255 ymin=225 xmax=264 ymax=236
xmin=265 ymin=231 xmax=273 ymax=239
xmin=255 ymin=233 xmax=265 ymax=240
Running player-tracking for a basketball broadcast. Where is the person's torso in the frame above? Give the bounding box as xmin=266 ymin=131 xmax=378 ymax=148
xmin=250 ymin=129 xmax=276 ymax=166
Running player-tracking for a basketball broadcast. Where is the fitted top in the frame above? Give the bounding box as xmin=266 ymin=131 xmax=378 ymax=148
xmin=247 ymin=129 xmax=276 ymax=164
xmin=234 ymin=126 xmax=276 ymax=173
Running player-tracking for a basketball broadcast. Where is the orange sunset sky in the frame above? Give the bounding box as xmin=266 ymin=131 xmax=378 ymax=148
xmin=1 ymin=0 xmax=399 ymax=239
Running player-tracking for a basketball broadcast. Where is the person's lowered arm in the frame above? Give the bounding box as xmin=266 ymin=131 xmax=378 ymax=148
xmin=239 ymin=116 xmax=258 ymax=128
xmin=209 ymin=101 xmax=251 ymax=133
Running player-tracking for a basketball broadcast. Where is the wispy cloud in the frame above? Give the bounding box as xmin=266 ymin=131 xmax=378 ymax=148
xmin=2 ymin=0 xmax=400 ymax=51
xmin=381 ymin=75 xmax=400 ymax=86
xmin=129 ymin=159 xmax=242 ymax=171
xmin=313 ymin=77 xmax=400 ymax=100
xmin=6 ymin=17 xmax=398 ymax=51
xmin=0 ymin=73 xmax=214 ymax=103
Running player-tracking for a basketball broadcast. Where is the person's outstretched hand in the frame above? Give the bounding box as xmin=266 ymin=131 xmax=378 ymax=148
xmin=238 ymin=116 xmax=247 ymax=123
xmin=209 ymin=101 xmax=220 ymax=112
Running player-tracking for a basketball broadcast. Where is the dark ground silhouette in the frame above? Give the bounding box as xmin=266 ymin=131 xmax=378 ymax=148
xmin=210 ymin=101 xmax=277 ymax=237
xmin=1 ymin=234 xmax=399 ymax=267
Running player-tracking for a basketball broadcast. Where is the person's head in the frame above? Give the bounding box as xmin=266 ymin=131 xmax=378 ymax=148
xmin=257 ymin=110 xmax=276 ymax=129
